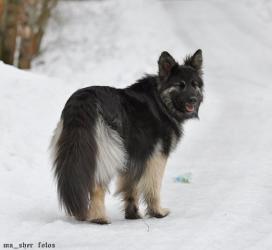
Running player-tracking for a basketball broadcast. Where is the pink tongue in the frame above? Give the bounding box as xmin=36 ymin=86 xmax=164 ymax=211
xmin=185 ymin=104 xmax=195 ymax=112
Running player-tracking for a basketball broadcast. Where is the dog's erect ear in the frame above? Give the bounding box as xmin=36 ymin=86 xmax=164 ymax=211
xmin=184 ymin=49 xmax=203 ymax=73
xmin=158 ymin=51 xmax=177 ymax=80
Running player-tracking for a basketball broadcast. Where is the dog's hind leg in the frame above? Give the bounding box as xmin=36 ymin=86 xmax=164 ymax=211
xmin=139 ymin=153 xmax=169 ymax=218
xmin=87 ymin=185 xmax=110 ymax=224
xmin=117 ymin=174 xmax=142 ymax=219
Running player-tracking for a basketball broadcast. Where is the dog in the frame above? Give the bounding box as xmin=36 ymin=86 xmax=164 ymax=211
xmin=51 ymin=50 xmax=204 ymax=224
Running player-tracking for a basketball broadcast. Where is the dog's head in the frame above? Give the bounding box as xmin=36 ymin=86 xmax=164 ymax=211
xmin=157 ymin=50 xmax=204 ymax=121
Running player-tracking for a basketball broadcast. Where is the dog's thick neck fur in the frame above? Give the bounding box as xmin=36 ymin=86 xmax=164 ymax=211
xmin=125 ymin=74 xmax=184 ymax=133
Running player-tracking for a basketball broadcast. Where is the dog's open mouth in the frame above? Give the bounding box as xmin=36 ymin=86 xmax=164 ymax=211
xmin=185 ymin=103 xmax=195 ymax=113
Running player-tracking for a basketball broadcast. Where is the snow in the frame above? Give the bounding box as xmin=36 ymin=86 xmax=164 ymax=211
xmin=33 ymin=0 xmax=181 ymax=85
xmin=1 ymin=0 xmax=272 ymax=249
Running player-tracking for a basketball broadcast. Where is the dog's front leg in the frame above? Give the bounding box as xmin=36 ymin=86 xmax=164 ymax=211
xmin=139 ymin=153 xmax=170 ymax=218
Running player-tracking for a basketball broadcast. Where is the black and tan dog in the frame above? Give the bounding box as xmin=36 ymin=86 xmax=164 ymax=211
xmin=51 ymin=50 xmax=204 ymax=224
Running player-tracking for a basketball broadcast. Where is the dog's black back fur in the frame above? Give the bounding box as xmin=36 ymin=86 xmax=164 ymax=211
xmin=52 ymin=50 xmax=204 ymax=219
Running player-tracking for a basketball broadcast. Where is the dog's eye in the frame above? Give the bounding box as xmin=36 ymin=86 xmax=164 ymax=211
xmin=178 ymin=81 xmax=186 ymax=89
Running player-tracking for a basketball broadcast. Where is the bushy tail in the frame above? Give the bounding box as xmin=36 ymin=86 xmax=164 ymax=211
xmin=51 ymin=120 xmax=97 ymax=219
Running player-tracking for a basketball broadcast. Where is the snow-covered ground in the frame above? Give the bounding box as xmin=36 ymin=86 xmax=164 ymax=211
xmin=1 ymin=0 xmax=272 ymax=249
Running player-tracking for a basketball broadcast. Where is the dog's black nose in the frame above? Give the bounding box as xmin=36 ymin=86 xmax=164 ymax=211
xmin=189 ymin=97 xmax=197 ymax=104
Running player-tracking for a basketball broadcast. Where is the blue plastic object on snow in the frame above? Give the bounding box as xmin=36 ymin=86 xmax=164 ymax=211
xmin=174 ymin=172 xmax=192 ymax=183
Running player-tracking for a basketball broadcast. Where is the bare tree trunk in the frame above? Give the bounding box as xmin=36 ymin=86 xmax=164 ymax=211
xmin=1 ymin=0 xmax=20 ymax=65
xmin=0 ymin=0 xmax=6 ymax=59
xmin=18 ymin=0 xmax=57 ymax=69
xmin=0 ymin=0 xmax=57 ymax=68
xmin=34 ymin=0 xmax=57 ymax=55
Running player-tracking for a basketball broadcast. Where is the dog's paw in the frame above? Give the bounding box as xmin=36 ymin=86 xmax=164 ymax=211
xmin=74 ymin=215 xmax=86 ymax=221
xmin=125 ymin=204 xmax=142 ymax=220
xmin=125 ymin=212 xmax=142 ymax=220
xmin=148 ymin=208 xmax=170 ymax=218
xmin=89 ymin=217 xmax=111 ymax=225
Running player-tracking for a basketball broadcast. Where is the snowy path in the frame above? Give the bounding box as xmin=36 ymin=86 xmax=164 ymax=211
xmin=1 ymin=1 xmax=272 ymax=250
xmin=163 ymin=1 xmax=272 ymax=249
